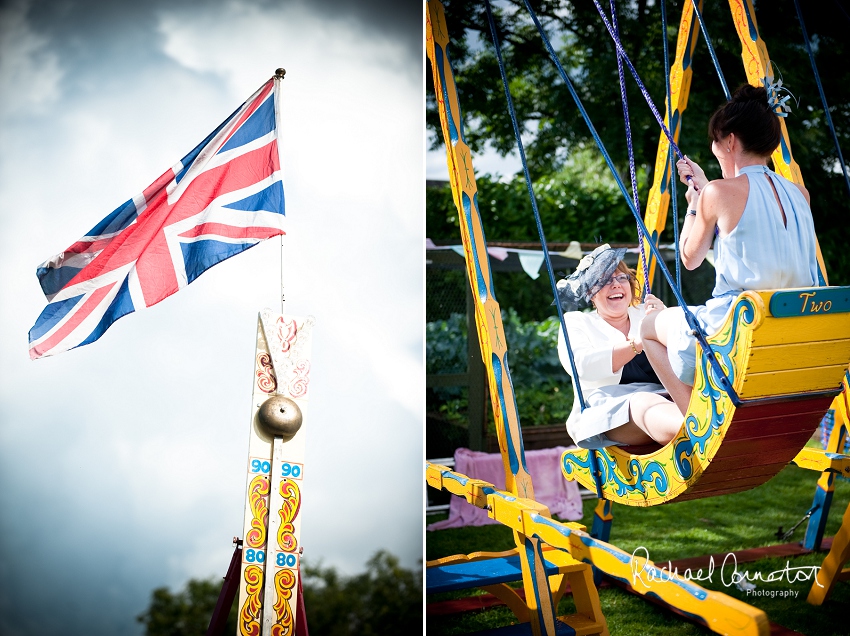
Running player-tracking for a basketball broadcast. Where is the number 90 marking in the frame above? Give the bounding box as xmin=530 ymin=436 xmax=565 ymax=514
xmin=250 ymin=459 xmax=271 ymax=474
xmin=281 ymin=462 xmax=302 ymax=478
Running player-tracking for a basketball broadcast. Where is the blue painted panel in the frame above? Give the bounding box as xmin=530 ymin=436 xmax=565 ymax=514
xmin=742 ymin=1 xmax=759 ymax=42
xmin=780 ymin=135 xmax=792 ymax=165
xmin=768 ymin=286 xmax=850 ymax=317
xmin=434 ymin=45 xmax=459 ymax=144
xmin=426 ymin=554 xmax=559 ymax=594
xmin=804 ymin=480 xmax=834 ymax=551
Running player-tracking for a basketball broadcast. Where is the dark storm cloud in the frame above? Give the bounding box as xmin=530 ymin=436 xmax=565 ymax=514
xmin=17 ymin=0 xmax=421 ymax=65
xmin=302 ymin=0 xmax=421 ymax=61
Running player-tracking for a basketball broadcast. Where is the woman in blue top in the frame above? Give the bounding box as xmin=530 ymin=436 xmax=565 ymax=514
xmin=641 ymin=83 xmax=820 ymax=413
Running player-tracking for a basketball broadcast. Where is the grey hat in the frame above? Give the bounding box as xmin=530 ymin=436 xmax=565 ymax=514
xmin=553 ymin=244 xmax=628 ymax=312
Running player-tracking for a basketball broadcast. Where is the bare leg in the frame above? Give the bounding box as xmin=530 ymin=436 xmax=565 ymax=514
xmin=606 ymin=393 xmax=683 ymax=446
xmin=605 ymin=421 xmax=654 ymax=446
xmin=641 ymin=309 xmax=692 ymax=414
xmin=628 ymin=393 xmax=683 ymax=444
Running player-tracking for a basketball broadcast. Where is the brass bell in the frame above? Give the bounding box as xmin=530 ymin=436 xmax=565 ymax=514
xmin=257 ymin=395 xmax=303 ymax=441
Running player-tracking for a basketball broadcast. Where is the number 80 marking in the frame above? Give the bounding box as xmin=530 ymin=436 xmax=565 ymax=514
xmin=276 ymin=553 xmax=298 ymax=568
xmin=245 ymin=549 xmax=265 ymax=563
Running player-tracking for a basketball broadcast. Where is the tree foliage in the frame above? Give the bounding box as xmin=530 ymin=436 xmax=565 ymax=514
xmin=137 ymin=578 xmax=235 ymax=636
xmin=427 ymin=0 xmax=850 ymax=284
xmin=300 ymin=551 xmax=422 ymax=636
xmin=137 ymin=551 xmax=421 ymax=636
xmin=427 ymin=310 xmax=573 ymax=427
xmin=428 ymin=147 xmax=643 ymax=243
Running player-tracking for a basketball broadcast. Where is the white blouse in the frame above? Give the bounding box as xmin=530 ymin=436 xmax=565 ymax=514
xmin=556 ymin=304 xmax=648 ymax=431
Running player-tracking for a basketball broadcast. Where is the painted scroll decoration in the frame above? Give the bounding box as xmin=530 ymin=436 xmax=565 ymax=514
xmin=272 ymin=569 xmax=297 ymax=636
xmin=246 ymin=475 xmax=271 ymax=549
xmin=277 ymin=479 xmax=301 ymax=553
xmin=240 ymin=565 xmax=265 ymax=636
xmin=237 ymin=309 xmax=313 ymax=636
xmin=561 ymin=293 xmax=761 ymax=506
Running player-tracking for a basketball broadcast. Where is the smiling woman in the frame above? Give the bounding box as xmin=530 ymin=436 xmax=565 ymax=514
xmin=554 ymin=244 xmax=682 ymax=449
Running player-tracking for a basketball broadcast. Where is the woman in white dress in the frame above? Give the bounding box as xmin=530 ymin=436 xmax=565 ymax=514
xmin=640 ymin=84 xmax=819 ymax=413
xmin=556 ymin=245 xmax=683 ymax=449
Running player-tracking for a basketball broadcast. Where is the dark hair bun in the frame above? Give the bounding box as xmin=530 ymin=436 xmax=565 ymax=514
xmin=732 ymin=83 xmax=770 ymax=105
xmin=708 ymin=83 xmax=782 ymax=157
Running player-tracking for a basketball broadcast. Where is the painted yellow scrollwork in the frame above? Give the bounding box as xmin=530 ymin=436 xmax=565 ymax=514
xmin=239 ymin=564 xmax=264 ymax=636
xmin=246 ymin=475 xmax=270 ymax=548
xmin=271 ymin=569 xmax=297 ymax=636
xmin=277 ymin=479 xmax=301 ymax=552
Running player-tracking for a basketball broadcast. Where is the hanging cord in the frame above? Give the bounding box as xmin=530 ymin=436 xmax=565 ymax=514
xmin=609 ymin=0 xmax=651 ymax=298
xmin=687 ymin=0 xmax=731 ymax=101
xmin=588 ymin=0 xmax=698 ymax=195
xmin=661 ymin=0 xmax=682 ymax=291
xmin=588 ymin=0 xmax=685 ymax=160
xmin=794 ymin=0 xmax=850 ymax=202
xmin=522 ymin=0 xmax=740 ymax=405
xmin=280 ymin=234 xmax=285 ymax=313
xmin=483 ymin=0 xmax=587 ymax=413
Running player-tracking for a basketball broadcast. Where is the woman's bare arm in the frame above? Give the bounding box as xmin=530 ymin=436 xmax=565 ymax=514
xmin=680 ymin=183 xmax=721 ymax=269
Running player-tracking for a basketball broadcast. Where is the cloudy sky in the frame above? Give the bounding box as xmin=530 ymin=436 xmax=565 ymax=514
xmin=0 ymin=1 xmax=422 ymax=634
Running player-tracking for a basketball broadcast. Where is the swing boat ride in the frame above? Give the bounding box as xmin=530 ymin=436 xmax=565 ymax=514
xmin=425 ymin=1 xmax=850 ymax=634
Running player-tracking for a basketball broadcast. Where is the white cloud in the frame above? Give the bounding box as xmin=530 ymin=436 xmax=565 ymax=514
xmin=156 ymin=2 xmax=412 ymax=100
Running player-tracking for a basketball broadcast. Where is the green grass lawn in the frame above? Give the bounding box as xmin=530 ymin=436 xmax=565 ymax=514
xmin=426 ymin=465 xmax=850 ymax=635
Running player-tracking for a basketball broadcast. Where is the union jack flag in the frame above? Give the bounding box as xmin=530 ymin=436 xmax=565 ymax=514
xmin=29 ymin=77 xmax=286 ymax=359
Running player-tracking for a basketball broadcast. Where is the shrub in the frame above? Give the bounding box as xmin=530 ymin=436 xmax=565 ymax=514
xmin=426 ymin=309 xmax=573 ymax=428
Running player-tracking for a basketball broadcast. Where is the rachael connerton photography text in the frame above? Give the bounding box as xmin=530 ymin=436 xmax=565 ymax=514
xmin=630 ymin=546 xmax=824 ymax=590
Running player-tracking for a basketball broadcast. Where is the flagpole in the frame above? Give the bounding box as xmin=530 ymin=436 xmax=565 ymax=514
xmin=275 ymin=68 xmax=287 ymax=314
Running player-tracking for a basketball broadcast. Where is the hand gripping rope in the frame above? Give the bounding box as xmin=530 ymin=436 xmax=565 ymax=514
xmin=519 ymin=0 xmax=740 ymax=405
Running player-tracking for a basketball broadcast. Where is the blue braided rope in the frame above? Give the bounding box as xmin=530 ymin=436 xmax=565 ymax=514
xmin=589 ymin=0 xmax=684 ymax=161
xmin=483 ymin=0 xmax=587 ymax=412
xmin=522 ymin=0 xmax=741 ymax=406
xmin=610 ymin=0 xmax=651 ymax=298
xmin=661 ymin=0 xmax=682 ymax=291
xmin=689 ymin=0 xmax=731 ymax=101
xmin=794 ymin=0 xmax=850 ymax=202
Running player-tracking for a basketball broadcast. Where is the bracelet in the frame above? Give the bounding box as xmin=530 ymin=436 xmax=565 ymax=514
xmin=629 ymin=338 xmax=640 ymax=355
xmin=686 ymin=208 xmax=697 ymax=217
